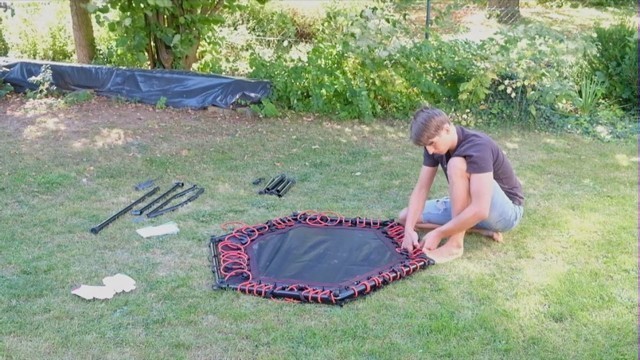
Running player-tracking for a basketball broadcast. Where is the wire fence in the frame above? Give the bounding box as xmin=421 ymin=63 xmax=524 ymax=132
xmin=488 ymin=1 xmax=527 ymax=25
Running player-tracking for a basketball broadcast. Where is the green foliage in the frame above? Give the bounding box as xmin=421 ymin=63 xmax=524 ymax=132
xmin=0 ymin=81 xmax=13 ymax=98
xmin=32 ymin=30 xmax=70 ymax=61
xmin=0 ymin=18 xmax=8 ymax=56
xmin=537 ymin=0 xmax=636 ymax=8
xmin=195 ymin=1 xmax=320 ymax=76
xmin=428 ymin=0 xmax=471 ymax=35
xmin=468 ymin=23 xmax=585 ymax=128
xmin=249 ymin=98 xmax=280 ymax=118
xmin=248 ymin=4 xmax=483 ymax=121
xmin=63 ymin=90 xmax=94 ymax=106
xmin=45 ymin=23 xmax=74 ymax=61
xmin=93 ymin=0 xmax=268 ymax=69
xmin=93 ymin=27 xmax=148 ymax=68
xmin=458 ymin=71 xmax=495 ymax=106
xmin=242 ymin=4 xmax=636 ymax=137
xmin=25 ymin=65 xmax=57 ymax=100
xmin=155 ymin=96 xmax=168 ymax=110
xmin=1 ymin=0 xmax=634 ymax=139
xmin=4 ymin=3 xmax=73 ymax=61
xmin=586 ymin=21 xmax=638 ymax=110
xmin=241 ymin=3 xmax=319 ymax=42
xmin=574 ymin=74 xmax=604 ymax=115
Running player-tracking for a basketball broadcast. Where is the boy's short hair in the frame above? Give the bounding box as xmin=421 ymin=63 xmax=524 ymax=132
xmin=409 ymin=107 xmax=451 ymax=146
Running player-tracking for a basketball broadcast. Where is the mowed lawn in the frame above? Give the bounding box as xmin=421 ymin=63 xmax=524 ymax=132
xmin=0 ymin=96 xmax=637 ymax=359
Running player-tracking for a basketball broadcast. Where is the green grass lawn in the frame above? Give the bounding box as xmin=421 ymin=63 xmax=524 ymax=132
xmin=0 ymin=96 xmax=637 ymax=359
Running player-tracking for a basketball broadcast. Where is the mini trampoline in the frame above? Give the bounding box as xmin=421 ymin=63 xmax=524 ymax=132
xmin=209 ymin=211 xmax=435 ymax=305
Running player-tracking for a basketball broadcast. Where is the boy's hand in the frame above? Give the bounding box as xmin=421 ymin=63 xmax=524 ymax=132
xmin=402 ymin=230 xmax=420 ymax=252
xmin=420 ymin=230 xmax=442 ymax=251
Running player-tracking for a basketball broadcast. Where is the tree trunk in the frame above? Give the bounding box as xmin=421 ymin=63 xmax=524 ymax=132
xmin=69 ymin=0 xmax=95 ymax=63
xmin=154 ymin=36 xmax=174 ymax=69
xmin=144 ymin=10 xmax=201 ymax=70
xmin=181 ymin=37 xmax=200 ymax=70
xmin=487 ymin=0 xmax=521 ymax=25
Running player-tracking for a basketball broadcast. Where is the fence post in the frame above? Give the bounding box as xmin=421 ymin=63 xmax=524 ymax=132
xmin=425 ymin=0 xmax=431 ymax=40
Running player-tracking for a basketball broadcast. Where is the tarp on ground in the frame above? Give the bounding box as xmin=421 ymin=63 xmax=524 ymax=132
xmin=0 ymin=58 xmax=271 ymax=109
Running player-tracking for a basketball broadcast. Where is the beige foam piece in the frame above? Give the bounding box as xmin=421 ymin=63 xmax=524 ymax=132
xmin=71 ymin=285 xmax=117 ymax=300
xmin=71 ymin=273 xmax=136 ymax=300
xmin=136 ymin=222 xmax=179 ymax=238
xmin=102 ymin=273 xmax=136 ymax=293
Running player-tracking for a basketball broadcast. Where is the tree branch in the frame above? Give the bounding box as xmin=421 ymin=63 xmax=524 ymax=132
xmin=202 ymin=0 xmax=225 ymax=17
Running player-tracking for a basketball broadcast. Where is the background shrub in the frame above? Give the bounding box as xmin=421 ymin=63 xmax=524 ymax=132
xmin=537 ymin=0 xmax=636 ymax=8
xmin=1 ymin=0 xmax=636 ymax=139
xmin=469 ymin=23 xmax=581 ymax=128
xmin=0 ymin=80 xmax=12 ymax=98
xmin=586 ymin=20 xmax=638 ymax=110
xmin=195 ymin=2 xmax=320 ymax=76
xmin=3 ymin=2 xmax=73 ymax=61
xmin=0 ymin=21 xmax=8 ymax=56
xmin=93 ymin=26 xmax=149 ymax=68
xmin=248 ymin=4 xmax=485 ymax=121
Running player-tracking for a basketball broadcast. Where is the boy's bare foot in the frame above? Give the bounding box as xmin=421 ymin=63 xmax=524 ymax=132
xmin=414 ymin=223 xmax=503 ymax=243
xmin=476 ymin=229 xmax=503 ymax=243
xmin=423 ymin=242 xmax=464 ymax=263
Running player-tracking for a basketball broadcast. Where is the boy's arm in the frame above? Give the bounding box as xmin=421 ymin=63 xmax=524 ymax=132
xmin=401 ymin=165 xmax=438 ymax=252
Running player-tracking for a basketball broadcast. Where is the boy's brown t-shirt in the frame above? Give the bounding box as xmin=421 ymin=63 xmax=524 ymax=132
xmin=422 ymin=126 xmax=524 ymax=206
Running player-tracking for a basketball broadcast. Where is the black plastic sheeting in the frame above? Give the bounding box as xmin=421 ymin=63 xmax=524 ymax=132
xmin=0 ymin=59 xmax=271 ymax=109
xmin=250 ymin=225 xmax=402 ymax=287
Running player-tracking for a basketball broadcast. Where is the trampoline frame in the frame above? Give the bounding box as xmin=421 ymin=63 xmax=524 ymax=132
xmin=209 ymin=211 xmax=435 ymax=305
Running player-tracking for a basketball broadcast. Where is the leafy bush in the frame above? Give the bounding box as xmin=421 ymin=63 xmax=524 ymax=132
xmin=0 ymin=19 xmax=8 ymax=56
xmin=63 ymin=90 xmax=94 ymax=105
xmin=240 ymin=3 xmax=319 ymax=42
xmin=155 ymin=96 xmax=167 ymax=110
xmin=3 ymin=0 xmax=634 ymax=139
xmin=0 ymin=81 xmax=13 ymax=98
xmin=26 ymin=65 xmax=58 ymax=99
xmin=537 ymin=0 xmax=636 ymax=8
xmin=93 ymin=26 xmax=148 ymax=68
xmin=4 ymin=3 xmax=73 ymax=61
xmin=574 ymin=74 xmax=604 ymax=115
xmin=467 ymin=23 xmax=586 ymax=128
xmin=43 ymin=24 xmax=73 ymax=61
xmin=586 ymin=21 xmax=638 ymax=110
xmin=249 ymin=99 xmax=280 ymax=118
xmin=248 ymin=4 xmax=484 ymax=121
xmin=195 ymin=1 xmax=320 ymax=76
xmin=469 ymin=20 xmax=636 ymax=138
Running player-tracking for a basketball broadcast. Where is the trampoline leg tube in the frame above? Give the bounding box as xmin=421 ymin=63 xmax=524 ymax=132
xmin=131 ymin=181 xmax=184 ymax=215
xmin=90 ymin=186 xmax=160 ymax=234
xmin=276 ymin=179 xmax=295 ymax=197
xmin=259 ymin=173 xmax=286 ymax=195
xmin=147 ymin=186 xmax=204 ymax=218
